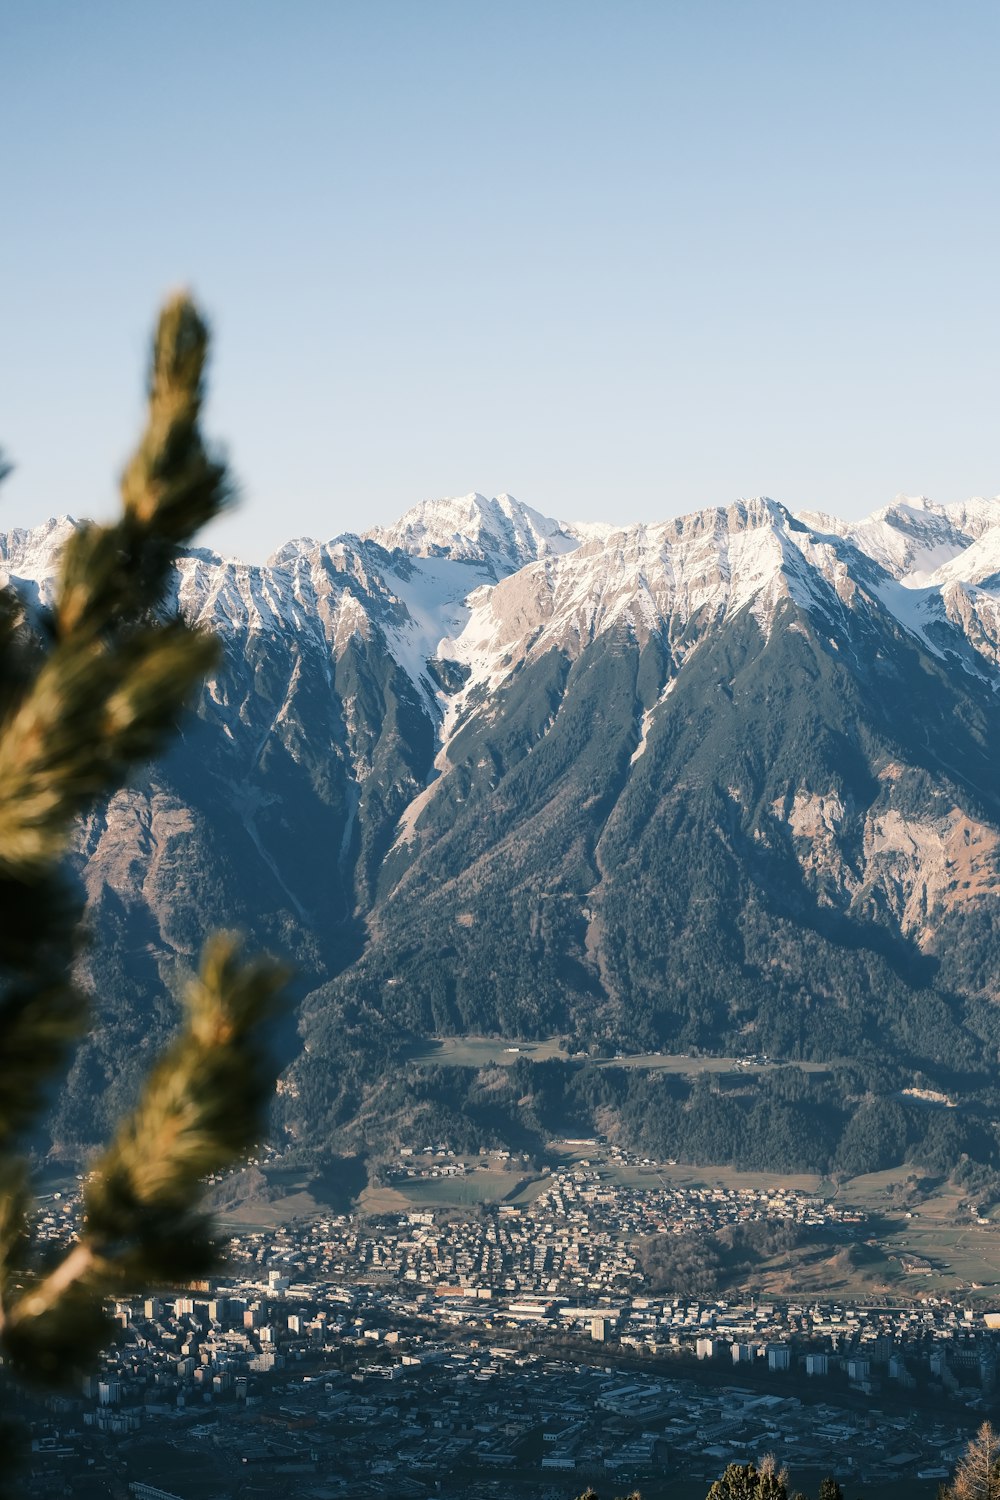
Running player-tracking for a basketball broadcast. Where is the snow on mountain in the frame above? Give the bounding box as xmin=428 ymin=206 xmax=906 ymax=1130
xmin=362 ymin=492 xmax=580 ymax=578
xmin=177 ymin=536 xmax=396 ymax=645
xmin=362 ymin=490 xmax=1000 ymax=691
xmin=799 ymin=495 xmax=1000 ymax=587
xmin=172 ymin=535 xmax=498 ymax=715
xmin=369 ymin=552 xmax=499 ymax=709
xmin=791 ymin=495 xmax=1000 ymax=672
xmin=170 ymin=493 xmax=595 ymax=713
xmin=921 ymin=526 xmax=1000 ymax=670
xmin=5 ymin=489 xmax=1000 ymax=717
xmin=0 ymin=515 xmax=78 ymax=606
xmin=938 ymin=495 xmax=1000 ymax=540
xmin=929 ymin=523 xmax=1000 ymax=591
xmin=564 ymin=519 xmax=618 ymax=543
xmin=438 ymin=496 xmax=901 ymax=701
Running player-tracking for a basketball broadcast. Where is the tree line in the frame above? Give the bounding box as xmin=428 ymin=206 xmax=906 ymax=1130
xmin=574 ymin=1421 xmax=1000 ymax=1500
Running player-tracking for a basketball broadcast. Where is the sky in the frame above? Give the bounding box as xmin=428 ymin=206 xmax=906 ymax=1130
xmin=3 ymin=0 xmax=999 ymax=561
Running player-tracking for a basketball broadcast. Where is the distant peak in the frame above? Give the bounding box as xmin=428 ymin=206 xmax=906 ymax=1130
xmin=361 ymin=491 xmax=580 ymax=576
xmin=731 ymin=495 xmax=786 ymax=524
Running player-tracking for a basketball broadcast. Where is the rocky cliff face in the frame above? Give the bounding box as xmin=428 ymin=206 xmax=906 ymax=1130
xmin=5 ymin=490 xmax=1000 ymax=1159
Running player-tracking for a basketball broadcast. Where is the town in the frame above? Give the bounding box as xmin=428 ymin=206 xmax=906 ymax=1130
xmin=16 ymin=1150 xmax=1000 ymax=1498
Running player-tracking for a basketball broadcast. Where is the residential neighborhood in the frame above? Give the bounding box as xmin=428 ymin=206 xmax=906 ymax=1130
xmin=16 ymin=1159 xmax=1000 ymax=1497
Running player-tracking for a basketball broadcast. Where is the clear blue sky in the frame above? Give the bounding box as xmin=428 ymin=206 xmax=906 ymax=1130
xmin=3 ymin=1 xmax=998 ymax=560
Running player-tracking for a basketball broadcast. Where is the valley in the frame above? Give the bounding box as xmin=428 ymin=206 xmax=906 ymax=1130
xmin=23 ymin=1147 xmax=1000 ymax=1498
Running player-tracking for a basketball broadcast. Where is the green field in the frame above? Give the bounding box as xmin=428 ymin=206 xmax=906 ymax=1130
xmin=407 ymin=1035 xmax=835 ymax=1076
xmin=594 ymin=1053 xmax=834 ymax=1076
xmin=406 ymin=1035 xmax=571 ymax=1067
xmin=358 ymin=1162 xmax=536 ymax=1216
xmin=830 ymin=1167 xmax=1000 ymax=1294
xmin=394 ymin=1174 xmax=523 ymax=1207
xmin=546 ymin=1140 xmax=828 ymax=1193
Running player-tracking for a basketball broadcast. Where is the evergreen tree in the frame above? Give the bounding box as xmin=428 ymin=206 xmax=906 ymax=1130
xmin=0 ymin=297 xmax=287 ymax=1487
xmin=572 ymin=1491 xmax=641 ymax=1500
xmin=706 ymin=1460 xmax=789 ymax=1500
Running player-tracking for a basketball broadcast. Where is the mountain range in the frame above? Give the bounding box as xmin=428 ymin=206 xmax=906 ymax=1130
xmin=5 ymin=490 xmax=1000 ymax=1179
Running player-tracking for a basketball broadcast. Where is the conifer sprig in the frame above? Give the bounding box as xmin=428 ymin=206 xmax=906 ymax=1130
xmin=2 ymin=937 xmax=287 ymax=1384
xmin=86 ymin=935 xmax=288 ymax=1272
xmin=0 ymin=295 xmax=228 ymax=877
xmin=0 ymin=298 xmax=287 ymax=1439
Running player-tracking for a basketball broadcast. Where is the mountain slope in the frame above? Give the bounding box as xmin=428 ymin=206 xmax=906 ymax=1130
xmin=4 ymin=490 xmax=1000 ymax=1173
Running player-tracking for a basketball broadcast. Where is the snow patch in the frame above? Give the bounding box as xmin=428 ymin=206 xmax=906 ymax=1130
xmin=629 ymin=679 xmax=678 ymax=765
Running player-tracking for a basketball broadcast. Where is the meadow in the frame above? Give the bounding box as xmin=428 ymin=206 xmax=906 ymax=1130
xmin=406 ymin=1036 xmax=835 ymax=1076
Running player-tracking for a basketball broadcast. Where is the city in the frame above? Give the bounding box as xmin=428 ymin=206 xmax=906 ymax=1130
xmin=17 ymin=1151 xmax=1000 ymax=1498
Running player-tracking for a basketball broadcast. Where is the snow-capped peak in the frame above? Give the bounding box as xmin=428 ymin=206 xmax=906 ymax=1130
xmin=362 ymin=492 xmax=580 ymax=579
xmin=437 ymin=496 xmax=843 ymax=700
xmin=930 ymin=525 xmax=1000 ymax=590
xmin=6 ymin=487 xmax=1000 ymax=718
xmin=798 ymin=494 xmax=1000 ymax=587
xmin=0 ymin=514 xmax=79 ymax=606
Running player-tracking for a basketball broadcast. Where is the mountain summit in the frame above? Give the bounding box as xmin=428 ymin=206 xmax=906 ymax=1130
xmin=362 ymin=491 xmax=583 ymax=576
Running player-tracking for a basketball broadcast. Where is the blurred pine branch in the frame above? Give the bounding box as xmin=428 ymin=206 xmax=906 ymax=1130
xmin=0 ymin=300 xmax=288 ymax=1488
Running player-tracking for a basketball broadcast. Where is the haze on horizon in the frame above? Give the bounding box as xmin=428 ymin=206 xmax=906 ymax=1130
xmin=3 ymin=0 xmax=999 ymax=562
